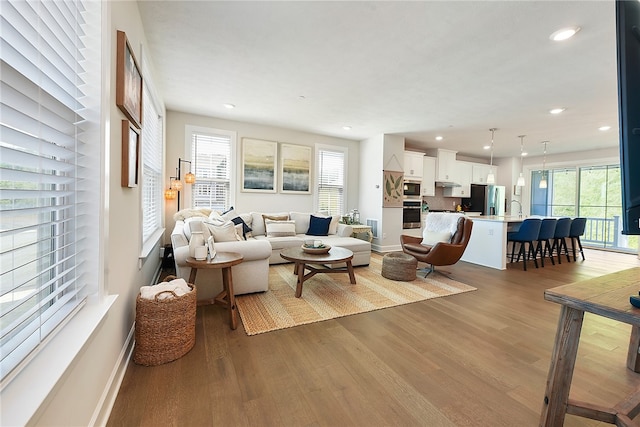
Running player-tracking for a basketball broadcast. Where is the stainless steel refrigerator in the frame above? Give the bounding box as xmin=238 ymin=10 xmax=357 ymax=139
xmin=466 ymin=184 xmax=506 ymax=216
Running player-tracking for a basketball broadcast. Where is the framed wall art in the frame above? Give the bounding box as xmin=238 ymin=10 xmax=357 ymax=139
xmin=241 ymin=138 xmax=277 ymax=192
xmin=382 ymin=170 xmax=403 ymax=207
xmin=116 ymin=30 xmax=143 ymax=128
xmin=280 ymin=143 xmax=311 ymax=194
xmin=121 ymin=120 xmax=140 ymax=188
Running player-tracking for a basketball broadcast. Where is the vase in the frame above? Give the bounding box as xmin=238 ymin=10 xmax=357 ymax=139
xmin=189 ymin=231 xmax=205 ymax=258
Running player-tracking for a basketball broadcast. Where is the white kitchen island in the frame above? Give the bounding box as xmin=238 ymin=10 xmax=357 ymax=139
xmin=461 ymin=215 xmax=525 ymax=270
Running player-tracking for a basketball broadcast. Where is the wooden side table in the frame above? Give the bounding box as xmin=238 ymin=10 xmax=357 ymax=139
xmin=540 ymin=267 xmax=640 ymax=426
xmin=186 ymin=252 xmax=243 ymax=330
xmin=349 ymin=224 xmax=373 ymax=242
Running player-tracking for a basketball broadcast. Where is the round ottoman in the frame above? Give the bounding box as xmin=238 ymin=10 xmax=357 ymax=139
xmin=382 ymin=252 xmax=417 ymax=281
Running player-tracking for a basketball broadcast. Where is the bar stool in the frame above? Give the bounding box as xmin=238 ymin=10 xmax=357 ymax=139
xmin=569 ymin=217 xmax=587 ymax=261
xmin=550 ymin=217 xmax=572 ymax=264
xmin=507 ymin=218 xmax=542 ymax=271
xmin=535 ymin=218 xmax=557 ymax=267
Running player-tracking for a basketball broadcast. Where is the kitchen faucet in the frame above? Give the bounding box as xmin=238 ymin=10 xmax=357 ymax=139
xmin=511 ymin=200 xmax=523 ymax=217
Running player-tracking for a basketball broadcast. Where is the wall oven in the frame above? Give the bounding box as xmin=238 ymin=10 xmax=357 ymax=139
xmin=403 ymin=200 xmax=422 ymax=229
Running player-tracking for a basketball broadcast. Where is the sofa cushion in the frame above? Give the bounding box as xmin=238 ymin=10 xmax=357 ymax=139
xmin=289 ymin=211 xmax=312 ymax=234
xmin=265 ymin=219 xmax=296 ymax=237
xmin=306 ymin=215 xmax=331 ymax=236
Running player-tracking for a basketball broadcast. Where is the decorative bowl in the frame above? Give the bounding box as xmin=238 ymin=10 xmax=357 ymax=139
xmin=301 ymin=244 xmax=331 ymax=254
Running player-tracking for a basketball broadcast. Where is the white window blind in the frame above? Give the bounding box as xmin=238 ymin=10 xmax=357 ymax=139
xmin=141 ymin=85 xmax=162 ymax=242
xmin=0 ymin=0 xmax=101 ymax=383
xmin=317 ymin=148 xmax=346 ymax=215
xmin=190 ymin=130 xmax=232 ymax=211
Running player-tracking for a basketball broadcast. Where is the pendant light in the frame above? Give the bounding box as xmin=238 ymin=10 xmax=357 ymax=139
xmin=516 ymin=135 xmax=526 ymax=187
xmin=486 ymin=128 xmax=496 ymax=184
xmin=539 ymin=141 xmax=549 ymax=189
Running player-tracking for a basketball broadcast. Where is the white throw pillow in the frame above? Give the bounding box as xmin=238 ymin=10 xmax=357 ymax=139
xmin=265 ymin=219 xmax=296 ymax=237
xmin=421 ymin=230 xmax=452 ymax=246
xmin=205 ymin=221 xmax=242 ymax=242
xmin=207 ymin=210 xmax=227 ymax=226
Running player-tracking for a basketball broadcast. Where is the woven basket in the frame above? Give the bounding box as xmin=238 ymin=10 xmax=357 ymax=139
xmin=382 ymin=253 xmax=417 ymax=281
xmin=134 ymin=277 xmax=196 ymax=366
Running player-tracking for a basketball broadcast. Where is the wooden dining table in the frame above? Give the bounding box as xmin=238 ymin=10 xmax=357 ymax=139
xmin=539 ymin=267 xmax=640 ymax=426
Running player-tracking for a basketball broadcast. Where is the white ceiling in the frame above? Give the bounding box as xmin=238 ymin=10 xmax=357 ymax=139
xmin=137 ymin=0 xmax=621 ymax=161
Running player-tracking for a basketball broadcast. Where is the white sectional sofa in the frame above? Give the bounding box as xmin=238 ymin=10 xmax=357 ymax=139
xmin=170 ymin=209 xmax=371 ymax=298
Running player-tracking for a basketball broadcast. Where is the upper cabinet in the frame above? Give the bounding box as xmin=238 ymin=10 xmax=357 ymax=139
xmin=471 ymin=163 xmax=496 ymax=184
xmin=443 ymin=161 xmax=471 ymax=197
xmin=435 ymin=149 xmax=457 ymax=182
xmin=404 ymin=151 xmax=424 ymax=180
xmin=421 ymin=156 xmax=436 ymax=196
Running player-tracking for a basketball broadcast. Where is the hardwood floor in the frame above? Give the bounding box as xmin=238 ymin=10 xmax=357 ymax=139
xmin=108 ymin=249 xmax=640 ymax=426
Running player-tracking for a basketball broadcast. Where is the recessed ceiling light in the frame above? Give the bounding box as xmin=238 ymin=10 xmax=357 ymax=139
xmin=550 ymin=26 xmax=581 ymax=41
xmin=483 ymin=145 xmax=491 ymax=150
xmin=224 ymin=103 xmax=235 ymax=109
xmin=522 ymin=152 xmax=528 ymax=156
xmin=598 ymin=125 xmax=611 ymax=131
xmin=549 ymin=107 xmax=566 ymax=114
xmin=435 ymin=135 xmax=443 ymax=141
xmin=342 ymin=125 xmax=352 ymax=131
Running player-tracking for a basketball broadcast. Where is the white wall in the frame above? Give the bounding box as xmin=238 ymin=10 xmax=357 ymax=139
xmin=19 ymin=2 xmax=165 ymax=425
xmin=359 ymin=135 xmax=385 ymax=247
xmin=164 ymin=111 xmax=361 ymax=241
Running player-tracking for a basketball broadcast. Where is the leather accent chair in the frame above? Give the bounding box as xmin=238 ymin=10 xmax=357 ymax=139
xmin=400 ymin=216 xmax=473 ymax=277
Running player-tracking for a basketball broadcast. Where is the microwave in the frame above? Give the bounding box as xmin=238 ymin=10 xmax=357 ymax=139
xmin=403 ymin=181 xmax=421 ymax=197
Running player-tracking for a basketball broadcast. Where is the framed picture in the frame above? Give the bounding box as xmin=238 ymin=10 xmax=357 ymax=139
xmin=241 ymin=138 xmax=277 ymax=192
xmin=382 ymin=170 xmax=403 ymax=207
xmin=116 ymin=30 xmax=143 ymax=128
xmin=280 ymin=143 xmax=311 ymax=194
xmin=121 ymin=120 xmax=140 ymax=188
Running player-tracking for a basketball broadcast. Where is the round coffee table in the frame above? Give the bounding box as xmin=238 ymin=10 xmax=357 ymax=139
xmin=280 ymin=246 xmax=356 ymax=298
xmin=186 ymin=252 xmax=243 ymax=330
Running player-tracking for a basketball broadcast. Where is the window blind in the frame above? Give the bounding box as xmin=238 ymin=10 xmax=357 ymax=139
xmin=141 ymin=84 xmax=162 ymax=242
xmin=191 ymin=131 xmax=232 ymax=211
xmin=0 ymin=0 xmax=100 ymax=383
xmin=317 ymin=148 xmax=345 ymax=215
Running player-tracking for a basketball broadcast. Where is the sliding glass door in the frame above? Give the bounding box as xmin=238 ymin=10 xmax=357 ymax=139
xmin=531 ymin=165 xmax=638 ymax=253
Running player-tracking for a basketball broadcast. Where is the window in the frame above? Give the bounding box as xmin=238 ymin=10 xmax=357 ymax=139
xmin=188 ymin=127 xmax=234 ymax=211
xmin=141 ymin=84 xmax=162 ymax=244
xmin=0 ymin=0 xmax=101 ymax=382
xmin=316 ymin=146 xmax=347 ymax=215
xmin=530 ymin=165 xmax=637 ymax=252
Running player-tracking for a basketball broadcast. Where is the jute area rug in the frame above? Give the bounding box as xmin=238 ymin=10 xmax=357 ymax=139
xmin=236 ymin=255 xmax=476 ymax=336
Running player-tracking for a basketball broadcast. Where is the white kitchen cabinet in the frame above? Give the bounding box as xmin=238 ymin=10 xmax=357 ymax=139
xmin=421 ymin=156 xmax=436 ymax=196
xmin=443 ymin=161 xmax=471 ymax=197
xmin=471 ymin=163 xmax=496 ymax=184
xmin=404 ymin=151 xmax=424 ymax=180
xmin=435 ymin=149 xmax=457 ymax=182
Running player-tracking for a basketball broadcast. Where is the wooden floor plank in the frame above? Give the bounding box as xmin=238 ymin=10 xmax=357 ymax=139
xmin=107 ymin=248 xmax=640 ymax=426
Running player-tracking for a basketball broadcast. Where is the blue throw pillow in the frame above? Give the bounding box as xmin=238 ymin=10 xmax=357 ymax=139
xmin=306 ymin=215 xmax=331 ymax=236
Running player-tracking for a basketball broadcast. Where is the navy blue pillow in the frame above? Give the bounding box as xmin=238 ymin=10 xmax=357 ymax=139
xmin=231 ymin=216 xmax=252 ymax=239
xmin=306 ymin=215 xmax=331 ymax=236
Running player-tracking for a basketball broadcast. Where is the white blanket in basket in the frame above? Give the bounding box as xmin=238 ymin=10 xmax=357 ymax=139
xmin=140 ymin=278 xmax=191 ymax=300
